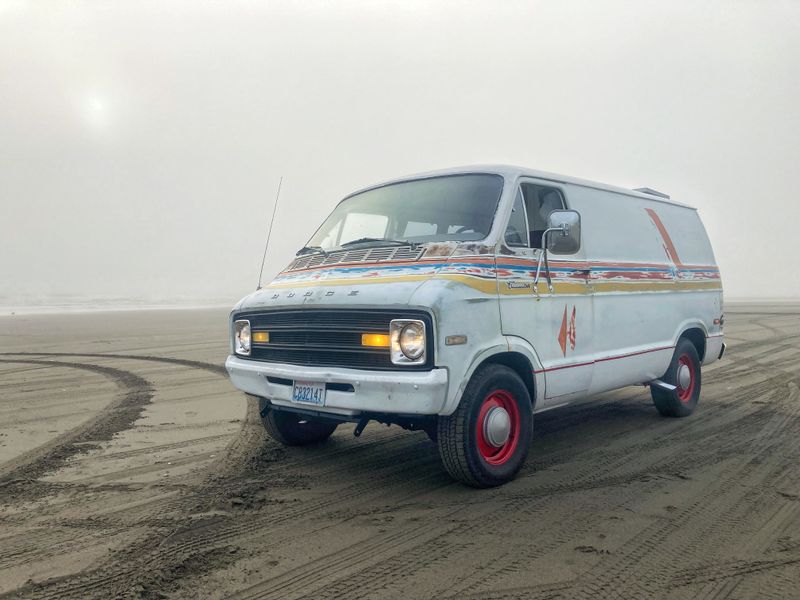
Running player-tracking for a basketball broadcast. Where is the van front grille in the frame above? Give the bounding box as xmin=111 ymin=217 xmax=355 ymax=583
xmin=234 ymin=309 xmax=433 ymax=371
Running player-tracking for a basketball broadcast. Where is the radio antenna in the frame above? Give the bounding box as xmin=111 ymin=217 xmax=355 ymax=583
xmin=256 ymin=176 xmax=283 ymax=290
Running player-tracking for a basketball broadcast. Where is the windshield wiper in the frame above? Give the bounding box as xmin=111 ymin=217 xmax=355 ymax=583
xmin=296 ymin=245 xmax=328 ymax=257
xmin=340 ymin=237 xmax=417 ymax=248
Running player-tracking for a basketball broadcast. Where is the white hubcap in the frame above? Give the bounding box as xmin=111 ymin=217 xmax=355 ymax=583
xmin=483 ymin=407 xmax=511 ymax=447
xmin=678 ymin=364 xmax=691 ymax=389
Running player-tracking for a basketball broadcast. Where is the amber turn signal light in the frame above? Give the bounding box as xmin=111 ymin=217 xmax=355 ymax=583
xmin=361 ymin=333 xmax=390 ymax=347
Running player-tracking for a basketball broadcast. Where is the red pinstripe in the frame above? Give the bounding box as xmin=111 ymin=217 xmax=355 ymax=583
xmin=534 ymin=345 xmax=675 ymax=374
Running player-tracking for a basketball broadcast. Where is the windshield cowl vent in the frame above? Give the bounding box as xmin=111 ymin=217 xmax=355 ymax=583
xmin=288 ymin=245 xmax=425 ymax=271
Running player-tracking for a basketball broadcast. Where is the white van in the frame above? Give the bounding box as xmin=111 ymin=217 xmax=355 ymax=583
xmin=226 ymin=166 xmax=724 ymax=487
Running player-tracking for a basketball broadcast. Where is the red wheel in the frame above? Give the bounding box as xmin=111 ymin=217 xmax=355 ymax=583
xmin=437 ymin=364 xmax=533 ymax=487
xmin=475 ymin=390 xmax=521 ymax=466
xmin=652 ymin=339 xmax=702 ymax=417
xmin=676 ymin=354 xmax=696 ymax=403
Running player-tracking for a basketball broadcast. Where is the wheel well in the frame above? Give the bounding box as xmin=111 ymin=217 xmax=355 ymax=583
xmin=680 ymin=327 xmax=707 ymax=362
xmin=481 ymin=352 xmax=536 ymax=408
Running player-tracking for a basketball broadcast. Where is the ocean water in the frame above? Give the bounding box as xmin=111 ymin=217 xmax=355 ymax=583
xmin=0 ymin=296 xmax=232 ymax=316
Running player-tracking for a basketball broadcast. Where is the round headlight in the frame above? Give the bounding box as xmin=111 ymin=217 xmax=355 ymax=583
xmin=399 ymin=322 xmax=425 ymax=360
xmin=234 ymin=320 xmax=251 ymax=355
xmin=238 ymin=326 xmax=251 ymax=349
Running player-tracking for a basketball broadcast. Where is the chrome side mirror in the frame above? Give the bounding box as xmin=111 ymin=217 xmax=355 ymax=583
xmin=534 ymin=209 xmax=582 ymax=296
xmin=546 ymin=209 xmax=581 ymax=254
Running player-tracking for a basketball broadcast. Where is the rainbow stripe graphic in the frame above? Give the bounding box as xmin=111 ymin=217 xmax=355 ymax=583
xmin=267 ymin=255 xmax=721 ymax=296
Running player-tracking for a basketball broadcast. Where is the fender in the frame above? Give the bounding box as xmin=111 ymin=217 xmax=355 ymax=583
xmin=440 ymin=335 xmax=545 ymax=416
xmin=673 ymin=318 xmax=709 ymax=355
xmin=441 ymin=342 xmax=508 ymax=416
xmin=673 ymin=317 xmax=725 ymax=366
xmin=504 ymin=335 xmax=546 ymax=408
xmin=673 ymin=318 xmax=709 ymax=339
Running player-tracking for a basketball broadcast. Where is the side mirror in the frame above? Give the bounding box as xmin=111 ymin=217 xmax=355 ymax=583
xmin=546 ymin=209 xmax=581 ymax=254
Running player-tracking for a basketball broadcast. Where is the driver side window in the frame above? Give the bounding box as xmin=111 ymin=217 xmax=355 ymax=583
xmin=503 ymin=188 xmax=529 ymax=247
xmin=521 ymin=183 xmax=566 ymax=248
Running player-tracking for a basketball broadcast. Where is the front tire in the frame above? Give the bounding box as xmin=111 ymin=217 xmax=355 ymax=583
xmin=437 ymin=364 xmax=533 ymax=488
xmin=652 ymin=338 xmax=702 ymax=417
xmin=261 ymin=407 xmax=338 ymax=446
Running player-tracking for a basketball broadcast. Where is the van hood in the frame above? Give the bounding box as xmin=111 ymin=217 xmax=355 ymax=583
xmin=235 ymin=242 xmax=486 ymax=313
xmin=236 ymin=277 xmax=431 ymax=312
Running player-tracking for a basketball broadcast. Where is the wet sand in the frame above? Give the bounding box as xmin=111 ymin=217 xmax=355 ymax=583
xmin=1 ymin=305 xmax=798 ymax=599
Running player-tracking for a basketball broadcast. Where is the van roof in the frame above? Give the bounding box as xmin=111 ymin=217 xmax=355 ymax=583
xmin=351 ymin=164 xmax=694 ymax=210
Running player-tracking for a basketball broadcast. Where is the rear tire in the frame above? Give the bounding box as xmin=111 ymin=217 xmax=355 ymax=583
xmin=437 ymin=364 xmax=533 ymax=488
xmin=652 ymin=338 xmax=702 ymax=418
xmin=262 ymin=407 xmax=338 ymax=446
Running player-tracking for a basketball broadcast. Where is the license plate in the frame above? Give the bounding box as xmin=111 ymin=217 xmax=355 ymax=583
xmin=291 ymin=381 xmax=326 ymax=406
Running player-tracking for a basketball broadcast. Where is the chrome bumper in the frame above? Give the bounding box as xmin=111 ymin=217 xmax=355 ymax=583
xmin=225 ymin=355 xmax=449 ymax=417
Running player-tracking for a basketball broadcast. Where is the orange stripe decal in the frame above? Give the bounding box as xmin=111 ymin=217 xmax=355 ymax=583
xmin=645 ymin=208 xmax=682 ymax=267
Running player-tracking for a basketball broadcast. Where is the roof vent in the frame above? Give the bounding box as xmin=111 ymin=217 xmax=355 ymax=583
xmin=634 ymin=187 xmax=670 ymax=200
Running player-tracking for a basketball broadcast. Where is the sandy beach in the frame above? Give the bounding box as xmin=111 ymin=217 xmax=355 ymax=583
xmin=1 ymin=304 xmax=798 ymax=599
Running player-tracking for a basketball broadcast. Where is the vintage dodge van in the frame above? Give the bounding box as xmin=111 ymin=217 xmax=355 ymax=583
xmin=226 ymin=166 xmax=724 ymax=487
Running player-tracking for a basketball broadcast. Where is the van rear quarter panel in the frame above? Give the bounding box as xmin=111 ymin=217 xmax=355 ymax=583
xmin=565 ymin=184 xmax=722 ymax=395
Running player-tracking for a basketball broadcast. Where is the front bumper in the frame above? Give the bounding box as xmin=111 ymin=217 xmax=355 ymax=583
xmin=225 ymin=355 xmax=449 ymax=417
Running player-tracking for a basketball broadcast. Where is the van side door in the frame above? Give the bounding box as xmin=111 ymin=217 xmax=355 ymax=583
xmin=497 ymin=179 xmax=594 ymax=404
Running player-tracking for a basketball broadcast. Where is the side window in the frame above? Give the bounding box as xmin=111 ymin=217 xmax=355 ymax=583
xmin=503 ymin=188 xmax=529 ymax=247
xmin=521 ymin=183 xmax=565 ymax=248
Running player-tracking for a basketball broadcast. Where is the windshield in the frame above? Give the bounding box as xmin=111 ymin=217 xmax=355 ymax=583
xmin=304 ymin=174 xmax=505 ymax=251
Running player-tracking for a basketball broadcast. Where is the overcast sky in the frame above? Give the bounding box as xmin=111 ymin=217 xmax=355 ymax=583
xmin=1 ymin=0 xmax=798 ymax=306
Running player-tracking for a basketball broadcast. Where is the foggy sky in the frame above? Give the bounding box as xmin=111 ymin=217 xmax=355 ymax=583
xmin=1 ymin=0 xmax=799 ymax=306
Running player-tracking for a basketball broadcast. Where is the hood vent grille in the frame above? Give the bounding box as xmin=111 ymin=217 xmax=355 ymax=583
xmin=288 ymin=245 xmax=424 ymax=271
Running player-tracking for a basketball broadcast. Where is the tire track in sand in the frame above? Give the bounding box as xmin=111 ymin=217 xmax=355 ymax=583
xmin=0 ymin=352 xmax=259 ymax=600
xmin=0 ymin=359 xmax=154 ymax=490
